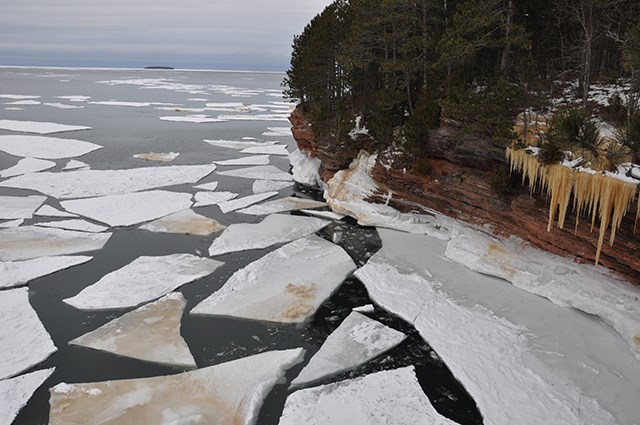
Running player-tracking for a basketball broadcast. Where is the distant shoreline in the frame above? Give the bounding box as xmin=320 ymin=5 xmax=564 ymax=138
xmin=0 ymin=64 xmax=285 ymax=74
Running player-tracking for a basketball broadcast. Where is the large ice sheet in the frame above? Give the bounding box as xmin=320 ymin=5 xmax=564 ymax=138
xmin=0 ymin=226 xmax=111 ymax=261
xmin=0 ymin=256 xmax=92 ymax=289
xmin=0 ymin=164 xmax=216 ymax=199
xmin=238 ymin=196 xmax=327 ymax=215
xmin=217 ymin=165 xmax=293 ymax=181
xmin=61 ymin=190 xmax=194 ymax=227
xmin=0 ymin=196 xmax=46 ymax=220
xmin=218 ymin=192 xmax=278 ymax=214
xmin=0 ymin=157 xmax=56 ymax=178
xmin=0 ymin=135 xmax=101 ymax=159
xmin=140 ymin=209 xmax=225 ymax=236
xmin=0 ymin=368 xmax=55 ymax=425
xmin=49 ymin=348 xmax=305 ymax=425
xmin=203 ymin=139 xmax=278 ymax=150
xmin=70 ymin=293 xmax=196 ymax=368
xmin=0 ymin=119 xmax=91 ymax=134
xmin=34 ymin=204 xmax=77 ymax=218
xmin=290 ymin=312 xmax=405 ymax=387
xmin=253 ymin=179 xmax=294 ymax=194
xmin=0 ymin=288 xmax=57 ymax=380
xmin=64 ymin=254 xmax=223 ymax=310
xmin=290 ymin=149 xmax=323 ymax=187
xmin=194 ymin=235 xmax=355 ymax=323
xmin=213 ymin=155 xmax=270 ymax=166
xmin=35 ymin=219 xmax=109 ymax=233
xmin=208 ymin=214 xmax=329 ymax=257
xmin=193 ymin=191 xmax=238 ymax=208
xmin=279 ymin=367 xmax=456 ymax=425
xmin=133 ymin=152 xmax=179 ymax=162
xmin=241 ymin=145 xmax=289 ymax=156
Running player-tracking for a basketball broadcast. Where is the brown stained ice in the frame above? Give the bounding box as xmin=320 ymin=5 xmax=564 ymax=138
xmin=140 ymin=209 xmax=225 ymax=236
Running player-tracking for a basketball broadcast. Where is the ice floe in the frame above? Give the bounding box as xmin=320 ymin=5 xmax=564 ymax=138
xmin=0 ymin=368 xmax=55 ymax=425
xmin=4 ymin=107 xmax=24 ymax=111
xmin=58 ymin=95 xmax=91 ymax=102
xmin=352 ymin=304 xmax=375 ymax=313
xmin=159 ymin=114 xmax=226 ymax=123
xmin=133 ymin=152 xmax=179 ymax=162
xmin=62 ymin=160 xmax=89 ymax=171
xmin=263 ymin=127 xmax=292 ymax=137
xmin=217 ymin=165 xmax=293 ymax=181
xmin=218 ymin=114 xmax=290 ymax=122
xmin=140 ymin=209 xmax=225 ymax=236
xmin=0 ymin=157 xmax=56 ymax=178
xmin=4 ymin=100 xmax=41 ymax=106
xmin=203 ymin=139 xmax=278 ymax=150
xmin=301 ymin=209 xmax=346 ymax=221
xmin=290 ymin=311 xmax=405 ymax=387
xmin=89 ymin=100 xmax=151 ymax=107
xmin=290 ymin=149 xmax=323 ymax=187
xmin=0 ymin=135 xmax=102 ymax=159
xmin=49 ymin=348 xmax=304 ymax=425
xmin=193 ymin=191 xmax=238 ymax=208
xmin=64 ymin=254 xmax=223 ymax=310
xmin=213 ymin=155 xmax=270 ymax=166
xmin=208 ymin=214 xmax=329 ymax=257
xmin=0 ymin=95 xmax=40 ymax=100
xmin=0 ymin=196 xmax=46 ymax=220
xmin=0 ymin=288 xmax=57 ymax=380
xmin=43 ymin=102 xmax=84 ymax=109
xmin=240 ymin=145 xmax=289 ymax=156
xmin=0 ymin=119 xmax=91 ymax=134
xmin=69 ymin=293 xmax=195 ymax=368
xmin=218 ymin=192 xmax=278 ymax=214
xmin=61 ymin=190 xmax=194 ymax=227
xmin=0 ymin=256 xmax=92 ymax=289
xmin=0 ymin=226 xmax=111 ymax=261
xmin=193 ymin=181 xmax=219 ymax=191
xmin=0 ymin=164 xmax=216 ymax=199
xmin=34 ymin=205 xmax=77 ymax=218
xmin=279 ymin=367 xmax=456 ymax=425
xmin=253 ymin=179 xmax=294 ymax=194
xmin=0 ymin=219 xmax=23 ymax=228
xmin=238 ymin=196 xmax=327 ymax=216
xmin=35 ymin=219 xmax=109 ymax=233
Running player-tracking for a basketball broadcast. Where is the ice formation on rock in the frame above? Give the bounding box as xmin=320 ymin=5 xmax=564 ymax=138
xmin=0 ymin=196 xmax=46 ymax=220
xmin=0 ymin=288 xmax=57 ymax=380
xmin=217 ymin=165 xmax=293 ymax=181
xmin=193 ymin=235 xmax=356 ymax=323
xmin=133 ymin=152 xmax=179 ymax=162
xmin=0 ymin=226 xmax=110 ymax=261
xmin=208 ymin=214 xmax=329 ymax=257
xmin=0 ymin=157 xmax=56 ymax=178
xmin=0 ymin=135 xmax=101 ymax=160
xmin=0 ymin=367 xmax=55 ymax=425
xmin=64 ymin=254 xmax=223 ymax=310
xmin=0 ymin=119 xmax=91 ymax=134
xmin=238 ymin=196 xmax=327 ymax=215
xmin=0 ymin=164 xmax=216 ymax=199
xmin=213 ymin=155 xmax=270 ymax=166
xmin=140 ymin=209 xmax=225 ymax=235
xmin=290 ymin=311 xmax=405 ymax=387
xmin=218 ymin=192 xmax=278 ymax=214
xmin=69 ymin=293 xmax=196 ymax=367
xmin=193 ymin=191 xmax=238 ymax=207
xmin=0 ymin=256 xmax=92 ymax=289
xmin=49 ymin=348 xmax=305 ymax=425
xmin=289 ymin=149 xmax=323 ymax=187
xmin=240 ymin=145 xmax=289 ymax=156
xmin=35 ymin=219 xmax=108 ymax=233
xmin=279 ymin=367 xmax=457 ymax=425
xmin=252 ymin=179 xmax=294 ymax=194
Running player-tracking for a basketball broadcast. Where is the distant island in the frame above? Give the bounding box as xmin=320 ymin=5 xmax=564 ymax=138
xmin=144 ymin=66 xmax=174 ymax=70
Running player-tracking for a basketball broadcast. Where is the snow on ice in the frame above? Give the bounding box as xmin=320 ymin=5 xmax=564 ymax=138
xmin=290 ymin=311 xmax=405 ymax=387
xmin=0 ymin=196 xmax=46 ymax=220
xmin=0 ymin=119 xmax=91 ymax=134
xmin=238 ymin=196 xmax=327 ymax=216
xmin=0 ymin=256 xmax=92 ymax=289
xmin=0 ymin=135 xmax=101 ymax=159
xmin=217 ymin=192 xmax=278 ymax=214
xmin=69 ymin=293 xmax=196 ymax=368
xmin=208 ymin=214 xmax=329 ymax=257
xmin=64 ymin=254 xmax=223 ymax=310
xmin=252 ymin=179 xmax=294 ymax=194
xmin=49 ymin=349 xmax=305 ymax=425
xmin=140 ymin=209 xmax=225 ymax=236
xmin=0 ymin=368 xmax=55 ymax=425
xmin=193 ymin=235 xmax=356 ymax=323
xmin=213 ymin=155 xmax=270 ymax=166
xmin=0 ymin=158 xmax=56 ymax=178
xmin=217 ymin=165 xmax=293 ymax=181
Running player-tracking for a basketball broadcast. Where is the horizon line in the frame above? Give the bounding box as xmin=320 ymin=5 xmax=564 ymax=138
xmin=0 ymin=64 xmax=286 ymax=74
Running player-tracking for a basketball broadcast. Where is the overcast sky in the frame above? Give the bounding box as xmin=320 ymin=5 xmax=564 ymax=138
xmin=0 ymin=0 xmax=333 ymax=71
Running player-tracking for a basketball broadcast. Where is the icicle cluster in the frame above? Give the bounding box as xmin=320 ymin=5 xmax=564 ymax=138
xmin=507 ymin=147 xmax=638 ymax=265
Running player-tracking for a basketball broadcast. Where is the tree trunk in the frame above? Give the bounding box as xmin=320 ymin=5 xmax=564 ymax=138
xmin=501 ymin=0 xmax=515 ymax=74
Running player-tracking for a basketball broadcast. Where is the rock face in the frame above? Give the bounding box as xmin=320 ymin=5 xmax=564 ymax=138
xmin=289 ymin=107 xmax=640 ymax=285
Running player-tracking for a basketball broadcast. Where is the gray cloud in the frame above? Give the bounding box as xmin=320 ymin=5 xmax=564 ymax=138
xmin=0 ymin=0 xmax=333 ymax=70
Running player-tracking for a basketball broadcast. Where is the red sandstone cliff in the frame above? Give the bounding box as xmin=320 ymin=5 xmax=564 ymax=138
xmin=289 ymin=107 xmax=640 ymax=285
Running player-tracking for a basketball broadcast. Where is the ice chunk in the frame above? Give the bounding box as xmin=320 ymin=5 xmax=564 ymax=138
xmin=34 ymin=205 xmax=77 ymax=218
xmin=61 ymin=190 xmax=194 ymax=227
xmin=35 ymin=219 xmax=109 ymax=233
xmin=218 ymin=113 xmax=289 ymax=122
xmin=0 ymin=288 xmax=57 ymax=380
xmin=64 ymin=254 xmax=223 ymax=310
xmin=193 ymin=181 xmax=219 ymax=191
xmin=238 ymin=196 xmax=327 ymax=215
xmin=0 ymin=256 xmax=92 ymax=289
xmin=213 ymin=155 xmax=270 ymax=166
xmin=140 ymin=209 xmax=225 ymax=236
xmin=291 ymin=312 xmax=405 ymax=387
xmin=58 ymin=95 xmax=91 ymax=102
xmin=133 ymin=152 xmax=179 ymax=162
xmin=203 ymin=139 xmax=278 ymax=150
xmin=49 ymin=348 xmax=305 ymax=425
xmin=0 ymin=119 xmax=91 ymax=134
xmin=0 ymin=368 xmax=55 ymax=424
xmin=4 ymin=100 xmax=41 ymax=106
xmin=159 ymin=114 xmax=226 ymax=123
xmin=290 ymin=149 xmax=323 ymax=187
xmin=301 ymin=209 xmax=346 ymax=221
xmin=62 ymin=160 xmax=89 ymax=171
xmin=0 ymin=158 xmax=56 ymax=178
xmin=1 ymin=164 xmax=216 ymax=199
xmin=217 ymin=165 xmax=293 ymax=181
xmin=0 ymin=95 xmax=41 ymax=100
xmin=0 ymin=219 xmax=23 ymax=228
xmin=253 ymin=179 xmax=294 ymax=194
xmin=0 ymin=196 xmax=46 ymax=220
xmin=0 ymin=135 xmax=101 ymax=159
xmin=240 ymin=145 xmax=289 ymax=156
xmin=353 ymin=304 xmax=375 ymax=313
xmin=218 ymin=192 xmax=278 ymax=214
xmin=193 ymin=191 xmax=238 ymax=208
xmin=69 ymin=293 xmax=195 ymax=367
xmin=280 ymin=367 xmax=456 ymax=425
xmin=43 ymin=102 xmax=84 ymax=109
xmin=89 ymin=100 xmax=151 ymax=107
xmin=0 ymin=226 xmax=111 ymax=261
xmin=208 ymin=214 xmax=329 ymax=257
xmin=195 ymin=235 xmax=355 ymax=323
